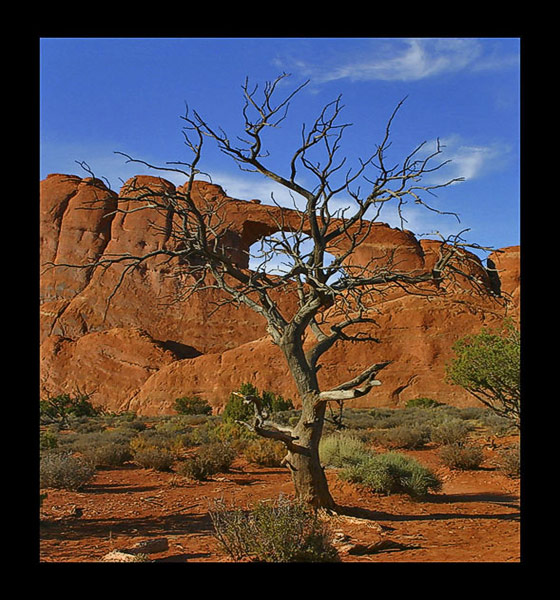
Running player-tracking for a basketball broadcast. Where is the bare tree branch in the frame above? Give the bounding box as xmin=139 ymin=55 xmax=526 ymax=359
xmin=44 ymin=73 xmax=506 ymax=508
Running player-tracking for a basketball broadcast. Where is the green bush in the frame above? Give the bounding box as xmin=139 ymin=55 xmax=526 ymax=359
xmin=209 ymin=495 xmax=339 ymax=562
xmin=319 ymin=433 xmax=369 ymax=468
xmin=174 ymin=395 xmax=213 ymax=415
xmin=446 ymin=319 xmax=520 ymax=429
xmin=222 ymin=383 xmax=294 ymax=424
xmin=40 ymin=430 xmax=58 ymax=452
xmin=369 ymin=407 xmax=396 ymax=421
xmin=439 ymin=443 xmax=484 ymax=470
xmin=40 ymin=392 xmax=101 ymax=426
xmin=405 ymin=397 xmax=443 ymax=409
xmin=222 ymin=383 xmax=258 ymax=423
xmin=261 ymin=390 xmax=294 ymax=413
xmin=340 ymin=452 xmax=442 ymax=498
xmin=114 ymin=417 xmax=148 ymax=432
xmin=40 ymin=452 xmax=96 ymax=491
xmin=102 ymin=410 xmax=141 ymax=427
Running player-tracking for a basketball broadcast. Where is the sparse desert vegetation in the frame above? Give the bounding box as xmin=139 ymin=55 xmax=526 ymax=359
xmin=40 ymin=389 xmax=520 ymax=562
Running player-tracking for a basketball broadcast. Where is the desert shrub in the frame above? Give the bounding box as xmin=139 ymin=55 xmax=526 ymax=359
xmin=367 ymin=407 xmax=438 ymax=431
xmin=132 ymin=443 xmax=175 ymax=471
xmin=322 ymin=409 xmax=380 ymax=434
xmin=133 ymin=428 xmax=187 ymax=453
xmin=115 ymin=418 xmax=148 ymax=433
xmin=185 ymin=421 xmax=214 ymax=446
xmin=498 ymin=444 xmax=520 ymax=478
xmin=319 ymin=433 xmax=369 ymax=468
xmin=80 ymin=442 xmax=133 ymax=468
xmin=261 ymin=390 xmax=294 ymax=412
xmin=209 ymin=495 xmax=339 ymax=562
xmin=174 ymin=395 xmax=213 ymax=415
xmin=178 ymin=441 xmax=235 ymax=480
xmin=177 ymin=455 xmax=213 ymax=481
xmin=198 ymin=441 xmax=235 ymax=471
xmin=222 ymin=383 xmax=262 ymax=423
xmin=369 ymin=407 xmax=396 ymax=421
xmin=223 ymin=383 xmax=294 ymax=424
xmin=267 ymin=409 xmax=301 ymax=427
xmin=455 ymin=406 xmax=486 ymax=421
xmin=405 ymin=397 xmax=443 ymax=409
xmin=65 ymin=415 xmax=107 ymax=433
xmin=40 ymin=430 xmax=58 ymax=452
xmin=40 ymin=452 xmax=96 ymax=490
xmin=368 ymin=425 xmax=431 ymax=450
xmin=150 ymin=417 xmax=197 ymax=449
xmin=101 ymin=410 xmax=142 ymax=428
xmin=40 ymin=392 xmax=101 ymax=426
xmin=173 ymin=414 xmax=211 ymax=426
xmin=446 ymin=319 xmax=520 ymax=429
xmin=243 ymin=438 xmax=285 ymax=467
xmin=430 ymin=418 xmax=471 ymax=446
xmin=340 ymin=452 xmax=442 ymax=498
xmin=439 ymin=443 xmax=484 ymax=470
xmin=67 ymin=428 xmax=138 ymax=457
xmin=191 ymin=421 xmax=256 ymax=454
xmin=345 ymin=409 xmax=383 ymax=430
xmin=476 ymin=411 xmax=516 ymax=436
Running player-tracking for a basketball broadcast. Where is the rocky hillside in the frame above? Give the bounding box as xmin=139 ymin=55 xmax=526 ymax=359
xmin=40 ymin=173 xmax=520 ymax=415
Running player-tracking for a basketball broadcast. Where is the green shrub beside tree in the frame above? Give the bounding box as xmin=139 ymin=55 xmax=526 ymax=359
xmin=222 ymin=383 xmax=294 ymax=424
xmin=340 ymin=451 xmax=442 ymax=498
xmin=446 ymin=319 xmax=520 ymax=429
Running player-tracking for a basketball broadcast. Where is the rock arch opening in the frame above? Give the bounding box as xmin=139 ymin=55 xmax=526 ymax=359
xmin=248 ymin=232 xmax=338 ymax=282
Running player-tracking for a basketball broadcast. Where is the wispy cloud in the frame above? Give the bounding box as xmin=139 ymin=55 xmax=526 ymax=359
xmin=208 ymin=170 xmax=309 ymax=210
xmin=422 ymin=135 xmax=513 ymax=184
xmin=280 ymin=38 xmax=518 ymax=84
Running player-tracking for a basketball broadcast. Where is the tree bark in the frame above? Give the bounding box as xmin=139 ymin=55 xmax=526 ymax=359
xmin=277 ymin=333 xmax=335 ymax=508
xmin=285 ymin=395 xmax=335 ymax=510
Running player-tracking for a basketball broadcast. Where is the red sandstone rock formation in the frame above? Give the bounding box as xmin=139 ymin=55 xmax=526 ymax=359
xmin=39 ymin=173 xmax=520 ymax=415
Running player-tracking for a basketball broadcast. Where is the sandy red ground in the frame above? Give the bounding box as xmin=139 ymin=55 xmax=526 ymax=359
xmin=39 ymin=438 xmax=520 ymax=563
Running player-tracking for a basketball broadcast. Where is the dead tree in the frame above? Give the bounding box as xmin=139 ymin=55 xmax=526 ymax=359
xmin=49 ymin=74 xmax=499 ymax=509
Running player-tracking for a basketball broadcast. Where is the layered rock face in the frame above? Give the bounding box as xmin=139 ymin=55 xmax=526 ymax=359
xmin=40 ymin=174 xmax=520 ymax=415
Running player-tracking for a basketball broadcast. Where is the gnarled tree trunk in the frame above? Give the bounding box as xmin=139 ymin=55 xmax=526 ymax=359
xmin=285 ymin=396 xmax=334 ymax=509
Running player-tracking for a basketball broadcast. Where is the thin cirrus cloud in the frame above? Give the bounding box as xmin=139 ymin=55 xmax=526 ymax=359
xmin=284 ymin=38 xmax=518 ymax=83
xmin=423 ymin=136 xmax=512 ymax=185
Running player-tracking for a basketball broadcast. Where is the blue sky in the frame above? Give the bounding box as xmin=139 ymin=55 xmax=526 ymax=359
xmin=40 ymin=37 xmax=520 ymax=256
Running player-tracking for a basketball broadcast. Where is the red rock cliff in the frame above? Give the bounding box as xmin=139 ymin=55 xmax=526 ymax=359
xmin=40 ymin=174 xmax=520 ymax=414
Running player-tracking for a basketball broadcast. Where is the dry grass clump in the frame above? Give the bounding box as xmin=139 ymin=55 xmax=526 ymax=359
xmin=209 ymin=495 xmax=339 ymax=562
xmin=439 ymin=443 xmax=484 ymax=470
xmin=40 ymin=452 xmax=95 ymax=491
